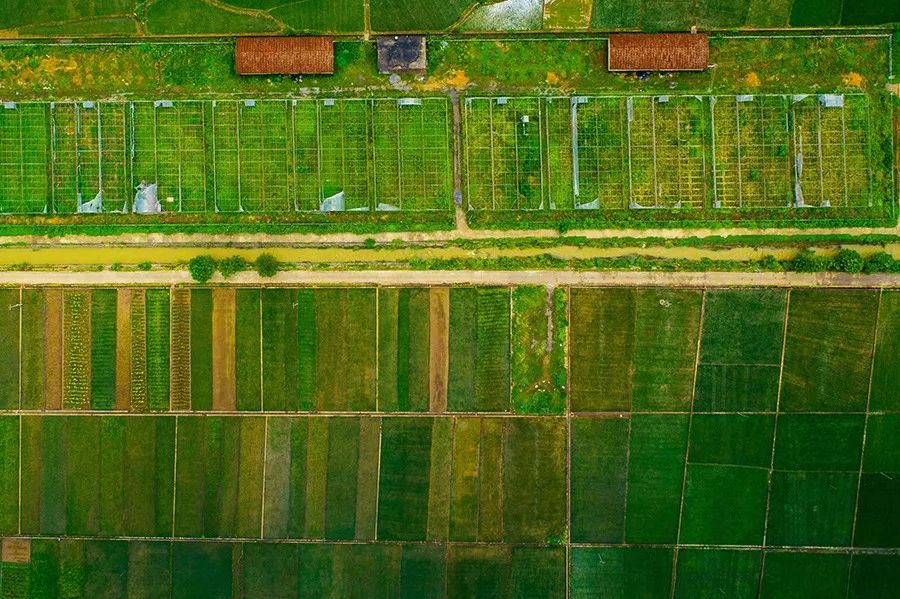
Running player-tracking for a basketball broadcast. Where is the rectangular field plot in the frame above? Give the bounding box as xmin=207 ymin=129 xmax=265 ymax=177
xmin=464 ymin=97 xmax=545 ymax=210
xmin=0 ymin=104 xmax=49 ymax=214
xmin=791 ymin=94 xmax=872 ymax=208
xmin=0 ymin=98 xmax=452 ymax=215
xmin=712 ymin=95 xmax=793 ymax=208
xmin=627 ymin=96 xmax=708 ymax=208
xmin=468 ymin=93 xmax=884 ymax=215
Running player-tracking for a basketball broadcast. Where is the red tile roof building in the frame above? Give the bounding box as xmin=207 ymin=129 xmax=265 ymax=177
xmin=607 ymin=33 xmax=709 ymax=72
xmin=235 ymin=36 xmax=334 ymax=75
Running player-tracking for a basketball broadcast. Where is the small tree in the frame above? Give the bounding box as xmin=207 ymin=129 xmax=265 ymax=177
xmin=834 ymin=249 xmax=864 ymax=274
xmin=188 ymin=255 xmax=217 ymax=283
xmin=863 ymin=251 xmax=896 ymax=274
xmin=219 ymin=255 xmax=248 ymax=279
xmin=790 ymin=249 xmax=822 ymax=273
xmin=255 ymin=253 xmax=280 ymax=278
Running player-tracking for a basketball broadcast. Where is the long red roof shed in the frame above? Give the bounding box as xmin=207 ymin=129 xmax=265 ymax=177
xmin=607 ymin=33 xmax=709 ymax=72
xmin=235 ymin=36 xmax=334 ymax=75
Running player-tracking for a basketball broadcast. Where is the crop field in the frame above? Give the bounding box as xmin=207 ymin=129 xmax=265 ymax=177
xmin=1 ymin=0 xmax=896 ymax=36
xmin=0 ymin=98 xmax=452 ymax=215
xmin=0 ymin=285 xmax=897 ymax=596
xmin=465 ymin=94 xmax=882 ymax=213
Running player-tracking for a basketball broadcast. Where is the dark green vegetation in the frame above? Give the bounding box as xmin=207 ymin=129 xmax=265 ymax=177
xmin=0 ymin=285 xmax=897 ymax=597
xmin=0 ymin=35 xmax=892 ymax=230
xmin=0 ymin=0 xmax=896 ymax=35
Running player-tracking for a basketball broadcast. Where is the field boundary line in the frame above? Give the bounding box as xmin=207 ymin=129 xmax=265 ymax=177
xmin=757 ymin=288 xmax=792 ymax=594
xmin=565 ymin=285 xmax=572 ymax=599
xmin=846 ymin=288 xmax=884 ymax=592
xmin=260 ymin=414 xmax=268 ymax=539
xmin=1 ymin=271 xmax=898 ymax=287
xmin=171 ymin=414 xmax=179 ymax=538
xmin=669 ymin=289 xmax=706 ymax=597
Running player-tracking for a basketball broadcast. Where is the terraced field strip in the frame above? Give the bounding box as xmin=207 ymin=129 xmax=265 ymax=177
xmin=0 ymin=99 xmax=453 ymax=215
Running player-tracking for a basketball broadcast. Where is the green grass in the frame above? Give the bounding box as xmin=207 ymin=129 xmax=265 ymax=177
xmin=261 ymin=289 xmax=299 ymax=411
xmin=323 ymin=417 xmax=360 ymax=540
xmin=235 ymin=290 xmax=262 ymax=411
xmin=571 ymin=417 xmax=628 ymax=542
xmin=62 ymin=290 xmax=91 ymax=409
xmin=571 ymin=547 xmax=673 ymax=598
xmin=89 ymin=289 xmax=117 ymax=410
xmin=781 ymin=289 xmax=879 ymax=412
xmin=570 ymin=288 xmax=701 ymax=412
xmin=503 ymin=418 xmax=567 ymax=542
xmin=789 ymin=0 xmax=842 ymax=26
xmin=510 ymin=286 xmax=566 ymax=415
xmin=760 ymin=552 xmax=850 ymax=599
xmin=448 ymin=288 xmax=511 ymax=412
xmin=0 ymin=417 xmax=18 ymax=533
xmin=674 ymin=549 xmax=762 ymax=599
xmin=378 ymin=288 xmax=431 ymax=412
xmin=144 ymin=0 xmax=279 ymax=34
xmin=854 ymin=414 xmax=900 ymax=547
xmin=20 ymin=289 xmax=45 ymax=410
xmin=190 ymin=290 xmax=213 ymax=411
xmin=0 ymin=289 xmax=19 ymax=410
xmin=849 ymin=555 xmax=900 ymax=598
xmin=311 ymin=289 xmax=377 ymax=411
xmin=145 ymin=290 xmax=170 ymax=411
xmin=625 ymin=414 xmax=689 ymax=543
xmin=370 ymin=0 xmax=472 ymax=31
xmin=377 ymin=417 xmax=433 ymax=540
xmin=871 ymin=290 xmax=900 ymax=411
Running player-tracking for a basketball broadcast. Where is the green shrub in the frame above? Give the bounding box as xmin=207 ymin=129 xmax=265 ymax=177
xmin=834 ymin=249 xmax=864 ymax=273
xmin=137 ymin=261 xmax=153 ymax=271
xmin=219 ymin=255 xmax=248 ymax=279
xmin=790 ymin=249 xmax=823 ymax=272
xmin=863 ymin=251 xmax=897 ymax=274
xmin=188 ymin=255 xmax=217 ymax=283
xmin=362 ymin=238 xmax=377 ymax=249
xmin=759 ymin=254 xmax=783 ymax=271
xmin=254 ymin=253 xmax=280 ymax=278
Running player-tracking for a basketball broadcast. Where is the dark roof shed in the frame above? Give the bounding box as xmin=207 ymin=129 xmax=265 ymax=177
xmin=376 ymin=36 xmax=427 ymax=74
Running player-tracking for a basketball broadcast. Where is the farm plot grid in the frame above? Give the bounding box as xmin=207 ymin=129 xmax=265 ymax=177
xmin=0 ymin=285 xmax=897 ymax=598
xmin=0 ymin=98 xmax=453 ymax=214
xmin=464 ymin=94 xmax=879 ymax=212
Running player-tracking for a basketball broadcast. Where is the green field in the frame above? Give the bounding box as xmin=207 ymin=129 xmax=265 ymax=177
xmin=0 ymin=0 xmax=896 ymax=36
xmin=464 ymin=93 xmax=892 ymax=216
xmin=1 ymin=284 xmax=898 ymax=596
xmin=0 ymin=99 xmax=453 ymax=214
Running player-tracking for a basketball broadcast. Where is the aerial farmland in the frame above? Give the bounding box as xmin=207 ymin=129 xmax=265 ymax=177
xmin=0 ymin=1 xmax=897 ymax=598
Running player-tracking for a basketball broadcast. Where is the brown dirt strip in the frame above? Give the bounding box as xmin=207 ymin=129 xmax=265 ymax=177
xmin=43 ymin=289 xmax=62 ymax=410
xmin=429 ymin=288 xmax=450 ymax=413
xmin=114 ymin=289 xmax=132 ymax=411
xmin=212 ymin=288 xmax=236 ymax=411
xmin=1 ymin=538 xmax=30 ymax=564
xmin=169 ymin=288 xmax=192 ymax=411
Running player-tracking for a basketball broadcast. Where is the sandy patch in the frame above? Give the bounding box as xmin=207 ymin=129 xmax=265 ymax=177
xmin=1 ymin=539 xmax=30 ymax=564
xmin=843 ymin=72 xmax=864 ymax=88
